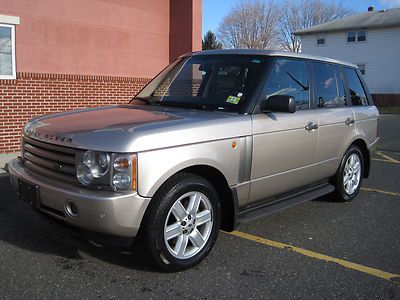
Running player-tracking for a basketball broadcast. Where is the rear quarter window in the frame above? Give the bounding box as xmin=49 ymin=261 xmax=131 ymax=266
xmin=344 ymin=68 xmax=369 ymax=106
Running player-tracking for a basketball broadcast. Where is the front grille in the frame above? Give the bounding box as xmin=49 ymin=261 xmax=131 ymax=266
xmin=22 ymin=137 xmax=77 ymax=184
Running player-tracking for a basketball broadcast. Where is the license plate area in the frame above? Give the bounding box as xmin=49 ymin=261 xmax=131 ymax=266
xmin=18 ymin=179 xmax=40 ymax=208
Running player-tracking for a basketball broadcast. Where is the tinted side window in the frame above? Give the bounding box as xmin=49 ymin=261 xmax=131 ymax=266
xmin=265 ymin=59 xmax=309 ymax=110
xmin=344 ymin=68 xmax=369 ymax=106
xmin=312 ymin=62 xmax=344 ymax=107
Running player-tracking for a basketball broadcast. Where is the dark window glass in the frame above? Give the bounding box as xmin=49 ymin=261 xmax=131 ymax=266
xmin=347 ymin=32 xmax=356 ymax=42
xmin=344 ymin=68 xmax=369 ymax=106
xmin=312 ymin=62 xmax=342 ymax=108
xmin=135 ymin=55 xmax=266 ymax=112
xmin=357 ymin=31 xmax=366 ymax=41
xmin=265 ymin=59 xmax=309 ymax=110
xmin=317 ymin=34 xmax=326 ymax=45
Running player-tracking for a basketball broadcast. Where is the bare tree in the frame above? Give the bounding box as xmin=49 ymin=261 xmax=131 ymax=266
xmin=278 ymin=0 xmax=352 ymax=52
xmin=218 ymin=0 xmax=279 ymax=49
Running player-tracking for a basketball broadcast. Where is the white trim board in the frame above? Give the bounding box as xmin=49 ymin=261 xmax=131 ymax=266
xmin=0 ymin=15 xmax=20 ymax=25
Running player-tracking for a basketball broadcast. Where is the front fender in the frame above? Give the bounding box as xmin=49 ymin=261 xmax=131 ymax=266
xmin=137 ymin=139 xmax=242 ymax=197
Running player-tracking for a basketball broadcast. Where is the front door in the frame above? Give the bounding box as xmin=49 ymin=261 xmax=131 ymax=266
xmin=249 ymin=58 xmax=319 ymax=204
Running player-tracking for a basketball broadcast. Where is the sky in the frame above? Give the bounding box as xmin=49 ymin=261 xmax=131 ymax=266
xmin=202 ymin=0 xmax=400 ymax=35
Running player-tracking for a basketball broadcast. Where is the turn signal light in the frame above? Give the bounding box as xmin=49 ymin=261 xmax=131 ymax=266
xmin=114 ymin=157 xmax=130 ymax=171
xmin=132 ymin=155 xmax=137 ymax=191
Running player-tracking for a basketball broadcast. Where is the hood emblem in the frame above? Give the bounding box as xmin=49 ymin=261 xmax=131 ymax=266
xmin=25 ymin=129 xmax=73 ymax=143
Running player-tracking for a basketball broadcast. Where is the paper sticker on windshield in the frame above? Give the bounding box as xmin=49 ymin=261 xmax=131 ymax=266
xmin=226 ymin=95 xmax=241 ymax=104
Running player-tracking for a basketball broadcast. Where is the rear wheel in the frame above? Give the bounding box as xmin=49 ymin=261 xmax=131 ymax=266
xmin=142 ymin=173 xmax=220 ymax=272
xmin=331 ymin=145 xmax=364 ymax=202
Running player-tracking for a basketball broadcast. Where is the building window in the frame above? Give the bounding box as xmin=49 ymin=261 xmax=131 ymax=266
xmin=357 ymin=64 xmax=366 ymax=76
xmin=347 ymin=32 xmax=356 ymax=42
xmin=357 ymin=31 xmax=366 ymax=42
xmin=347 ymin=31 xmax=367 ymax=43
xmin=316 ymin=34 xmax=326 ymax=45
xmin=0 ymin=24 xmax=16 ymax=79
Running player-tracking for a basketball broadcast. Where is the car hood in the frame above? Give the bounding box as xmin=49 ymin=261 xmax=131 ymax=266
xmin=23 ymin=105 xmax=252 ymax=152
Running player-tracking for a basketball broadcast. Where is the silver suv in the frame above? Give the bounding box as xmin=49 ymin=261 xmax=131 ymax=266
xmin=9 ymin=50 xmax=379 ymax=271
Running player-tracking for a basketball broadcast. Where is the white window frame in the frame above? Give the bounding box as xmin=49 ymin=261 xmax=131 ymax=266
xmin=357 ymin=30 xmax=367 ymax=42
xmin=0 ymin=23 xmax=16 ymax=80
xmin=347 ymin=31 xmax=367 ymax=44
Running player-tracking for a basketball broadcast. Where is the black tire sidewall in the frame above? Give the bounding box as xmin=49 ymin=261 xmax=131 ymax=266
xmin=146 ymin=174 xmax=221 ymax=271
xmin=335 ymin=146 xmax=364 ymax=202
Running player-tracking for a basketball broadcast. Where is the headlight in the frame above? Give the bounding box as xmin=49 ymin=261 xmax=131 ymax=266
xmin=76 ymin=150 xmax=136 ymax=191
xmin=76 ymin=163 xmax=93 ymax=185
xmin=112 ymin=173 xmax=131 ymax=189
xmin=83 ymin=150 xmax=110 ymax=178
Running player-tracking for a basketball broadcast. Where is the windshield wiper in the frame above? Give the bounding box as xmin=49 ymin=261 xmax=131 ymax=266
xmin=159 ymin=101 xmax=214 ymax=111
xmin=130 ymin=96 xmax=155 ymax=105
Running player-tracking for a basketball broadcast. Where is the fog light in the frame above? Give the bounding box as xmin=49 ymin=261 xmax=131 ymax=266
xmin=66 ymin=200 xmax=78 ymax=217
xmin=113 ymin=173 xmax=131 ymax=189
xmin=77 ymin=163 xmax=93 ymax=185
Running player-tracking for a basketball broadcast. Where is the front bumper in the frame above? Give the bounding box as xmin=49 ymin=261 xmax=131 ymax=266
xmin=8 ymin=158 xmax=151 ymax=243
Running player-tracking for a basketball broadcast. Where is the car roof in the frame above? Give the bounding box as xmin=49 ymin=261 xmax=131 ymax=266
xmin=184 ymin=49 xmax=357 ymax=68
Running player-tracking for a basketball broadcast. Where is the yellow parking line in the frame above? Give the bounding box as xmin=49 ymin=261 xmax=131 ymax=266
xmin=371 ymin=158 xmax=398 ymax=164
xmin=361 ymin=187 xmax=400 ymax=197
xmin=228 ymin=230 xmax=400 ymax=282
xmin=376 ymin=151 xmax=400 ymax=164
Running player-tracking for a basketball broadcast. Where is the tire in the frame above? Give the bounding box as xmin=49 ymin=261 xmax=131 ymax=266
xmin=141 ymin=172 xmax=221 ymax=272
xmin=331 ymin=145 xmax=364 ymax=202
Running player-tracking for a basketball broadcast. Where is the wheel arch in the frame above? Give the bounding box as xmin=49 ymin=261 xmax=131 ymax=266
xmin=349 ymin=138 xmax=370 ymax=178
xmin=178 ymin=165 xmax=236 ymax=232
xmin=145 ymin=164 xmax=236 ymax=233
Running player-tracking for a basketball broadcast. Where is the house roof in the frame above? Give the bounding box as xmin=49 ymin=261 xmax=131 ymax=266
xmin=293 ymin=8 xmax=400 ymax=35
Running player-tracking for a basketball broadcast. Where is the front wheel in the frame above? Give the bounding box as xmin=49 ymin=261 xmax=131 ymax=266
xmin=331 ymin=145 xmax=364 ymax=202
xmin=142 ymin=173 xmax=221 ymax=272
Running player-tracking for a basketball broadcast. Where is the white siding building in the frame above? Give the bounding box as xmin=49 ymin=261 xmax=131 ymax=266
xmin=294 ymin=8 xmax=400 ymax=96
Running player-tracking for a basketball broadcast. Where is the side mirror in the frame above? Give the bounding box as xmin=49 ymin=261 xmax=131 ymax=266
xmin=260 ymin=95 xmax=296 ymax=113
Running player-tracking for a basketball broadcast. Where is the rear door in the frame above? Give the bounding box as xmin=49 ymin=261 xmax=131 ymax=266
xmin=312 ymin=62 xmax=356 ymax=179
xmin=249 ymin=58 xmax=319 ymax=204
xmin=343 ymin=67 xmax=379 ymax=147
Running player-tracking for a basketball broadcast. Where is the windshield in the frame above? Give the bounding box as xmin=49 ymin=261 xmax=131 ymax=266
xmin=133 ymin=55 xmax=266 ymax=112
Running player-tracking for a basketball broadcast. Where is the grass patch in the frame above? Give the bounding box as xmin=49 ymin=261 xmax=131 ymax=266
xmin=378 ymin=106 xmax=400 ymax=114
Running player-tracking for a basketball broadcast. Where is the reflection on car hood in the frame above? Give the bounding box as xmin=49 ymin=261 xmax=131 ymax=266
xmin=23 ymin=105 xmax=251 ymax=152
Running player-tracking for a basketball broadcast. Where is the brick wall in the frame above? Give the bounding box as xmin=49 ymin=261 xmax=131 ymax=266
xmin=0 ymin=73 xmax=150 ymax=154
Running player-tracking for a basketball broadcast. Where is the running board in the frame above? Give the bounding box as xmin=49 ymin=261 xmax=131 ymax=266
xmin=237 ymin=183 xmax=335 ymax=222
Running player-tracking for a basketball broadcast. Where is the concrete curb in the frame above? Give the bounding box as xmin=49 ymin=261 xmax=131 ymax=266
xmin=0 ymin=153 xmax=19 ymax=174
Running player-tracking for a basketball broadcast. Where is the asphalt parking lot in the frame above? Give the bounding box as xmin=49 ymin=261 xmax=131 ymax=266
xmin=0 ymin=114 xmax=399 ymax=299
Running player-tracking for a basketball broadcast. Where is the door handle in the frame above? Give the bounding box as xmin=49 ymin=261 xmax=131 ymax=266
xmin=305 ymin=122 xmax=318 ymax=131
xmin=345 ymin=117 xmax=355 ymax=125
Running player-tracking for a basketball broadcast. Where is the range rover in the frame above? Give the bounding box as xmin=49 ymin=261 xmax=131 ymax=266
xmin=9 ymin=50 xmax=379 ymax=271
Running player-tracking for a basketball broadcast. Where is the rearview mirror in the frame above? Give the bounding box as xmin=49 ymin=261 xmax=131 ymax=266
xmin=260 ymin=95 xmax=296 ymax=113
